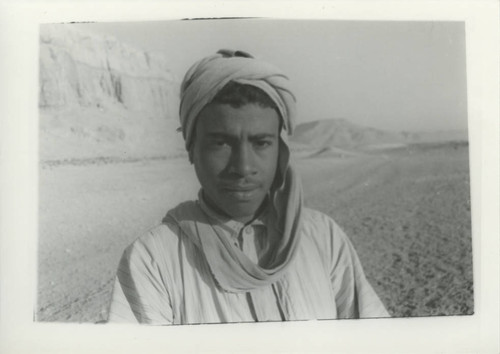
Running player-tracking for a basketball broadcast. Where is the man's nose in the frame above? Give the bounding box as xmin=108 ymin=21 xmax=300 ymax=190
xmin=228 ymin=144 xmax=256 ymax=177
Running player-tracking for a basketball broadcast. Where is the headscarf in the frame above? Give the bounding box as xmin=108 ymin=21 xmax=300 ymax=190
xmin=169 ymin=49 xmax=303 ymax=293
xmin=179 ymin=49 xmax=297 ymax=150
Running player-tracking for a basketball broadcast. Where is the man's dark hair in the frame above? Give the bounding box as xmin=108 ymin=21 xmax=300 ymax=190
xmin=211 ymin=81 xmax=280 ymax=113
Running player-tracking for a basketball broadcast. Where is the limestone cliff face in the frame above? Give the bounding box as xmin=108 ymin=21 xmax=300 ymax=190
xmin=39 ymin=24 xmax=184 ymax=161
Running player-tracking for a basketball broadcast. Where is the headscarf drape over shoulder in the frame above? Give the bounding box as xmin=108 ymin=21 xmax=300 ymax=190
xmin=173 ymin=50 xmax=304 ymax=293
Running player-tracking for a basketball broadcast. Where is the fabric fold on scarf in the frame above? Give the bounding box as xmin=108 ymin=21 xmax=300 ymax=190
xmin=173 ymin=49 xmax=304 ymax=293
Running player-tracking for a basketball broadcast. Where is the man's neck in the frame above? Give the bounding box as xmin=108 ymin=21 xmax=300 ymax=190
xmin=200 ymin=190 xmax=268 ymax=225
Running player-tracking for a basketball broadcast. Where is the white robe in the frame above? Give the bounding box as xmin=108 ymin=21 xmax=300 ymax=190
xmin=107 ymin=202 xmax=389 ymax=325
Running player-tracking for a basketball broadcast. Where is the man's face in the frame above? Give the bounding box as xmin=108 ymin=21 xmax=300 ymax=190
xmin=191 ymin=103 xmax=280 ymax=223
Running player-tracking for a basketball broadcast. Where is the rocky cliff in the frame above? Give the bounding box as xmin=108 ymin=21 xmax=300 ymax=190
xmin=39 ymin=24 xmax=184 ymax=161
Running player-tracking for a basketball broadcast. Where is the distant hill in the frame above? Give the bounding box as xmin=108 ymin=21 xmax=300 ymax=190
xmin=290 ymin=119 xmax=468 ymax=154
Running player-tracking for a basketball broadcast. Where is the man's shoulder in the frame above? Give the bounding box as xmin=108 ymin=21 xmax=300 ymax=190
xmin=162 ymin=200 xmax=202 ymax=226
xmin=300 ymin=207 xmax=348 ymax=242
xmin=299 ymin=208 xmax=357 ymax=266
xmin=126 ymin=200 xmax=200 ymax=256
xmin=301 ymin=207 xmax=337 ymax=227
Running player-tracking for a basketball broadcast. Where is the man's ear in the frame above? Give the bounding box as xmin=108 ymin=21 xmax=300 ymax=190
xmin=188 ymin=145 xmax=194 ymax=164
xmin=188 ymin=127 xmax=198 ymax=164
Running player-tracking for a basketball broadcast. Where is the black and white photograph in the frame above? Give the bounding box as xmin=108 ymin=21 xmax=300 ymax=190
xmin=36 ymin=18 xmax=474 ymax=324
xmin=1 ymin=1 xmax=499 ymax=353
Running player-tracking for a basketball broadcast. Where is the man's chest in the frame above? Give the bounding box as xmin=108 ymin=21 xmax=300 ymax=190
xmin=167 ymin=234 xmax=337 ymax=324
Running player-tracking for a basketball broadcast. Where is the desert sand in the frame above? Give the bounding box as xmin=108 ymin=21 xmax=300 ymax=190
xmin=37 ymin=142 xmax=472 ymax=322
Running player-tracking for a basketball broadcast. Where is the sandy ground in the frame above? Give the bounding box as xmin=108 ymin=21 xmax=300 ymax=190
xmin=297 ymin=143 xmax=473 ymax=317
xmin=37 ymin=143 xmax=472 ymax=322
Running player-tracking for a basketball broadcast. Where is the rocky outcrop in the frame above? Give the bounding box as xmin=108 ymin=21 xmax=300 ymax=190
xmin=39 ymin=24 xmax=184 ymax=161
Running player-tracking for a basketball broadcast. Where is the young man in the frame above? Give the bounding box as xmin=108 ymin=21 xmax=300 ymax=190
xmin=107 ymin=50 xmax=389 ymax=324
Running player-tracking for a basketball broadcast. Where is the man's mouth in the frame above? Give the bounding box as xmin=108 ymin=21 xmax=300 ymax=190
xmin=221 ymin=185 xmax=259 ymax=200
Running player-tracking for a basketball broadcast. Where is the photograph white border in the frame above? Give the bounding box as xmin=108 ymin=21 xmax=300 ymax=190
xmin=1 ymin=1 xmax=498 ymax=353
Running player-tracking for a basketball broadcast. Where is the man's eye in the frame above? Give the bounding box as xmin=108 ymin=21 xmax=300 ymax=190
xmin=254 ymin=140 xmax=272 ymax=149
xmin=210 ymin=140 xmax=230 ymax=148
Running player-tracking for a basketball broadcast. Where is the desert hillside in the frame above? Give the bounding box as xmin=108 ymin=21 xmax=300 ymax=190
xmin=290 ymin=118 xmax=468 ymax=155
xmin=39 ymin=24 xmax=184 ymax=161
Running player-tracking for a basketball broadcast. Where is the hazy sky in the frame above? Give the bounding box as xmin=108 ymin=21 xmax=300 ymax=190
xmin=72 ymin=19 xmax=468 ymax=132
